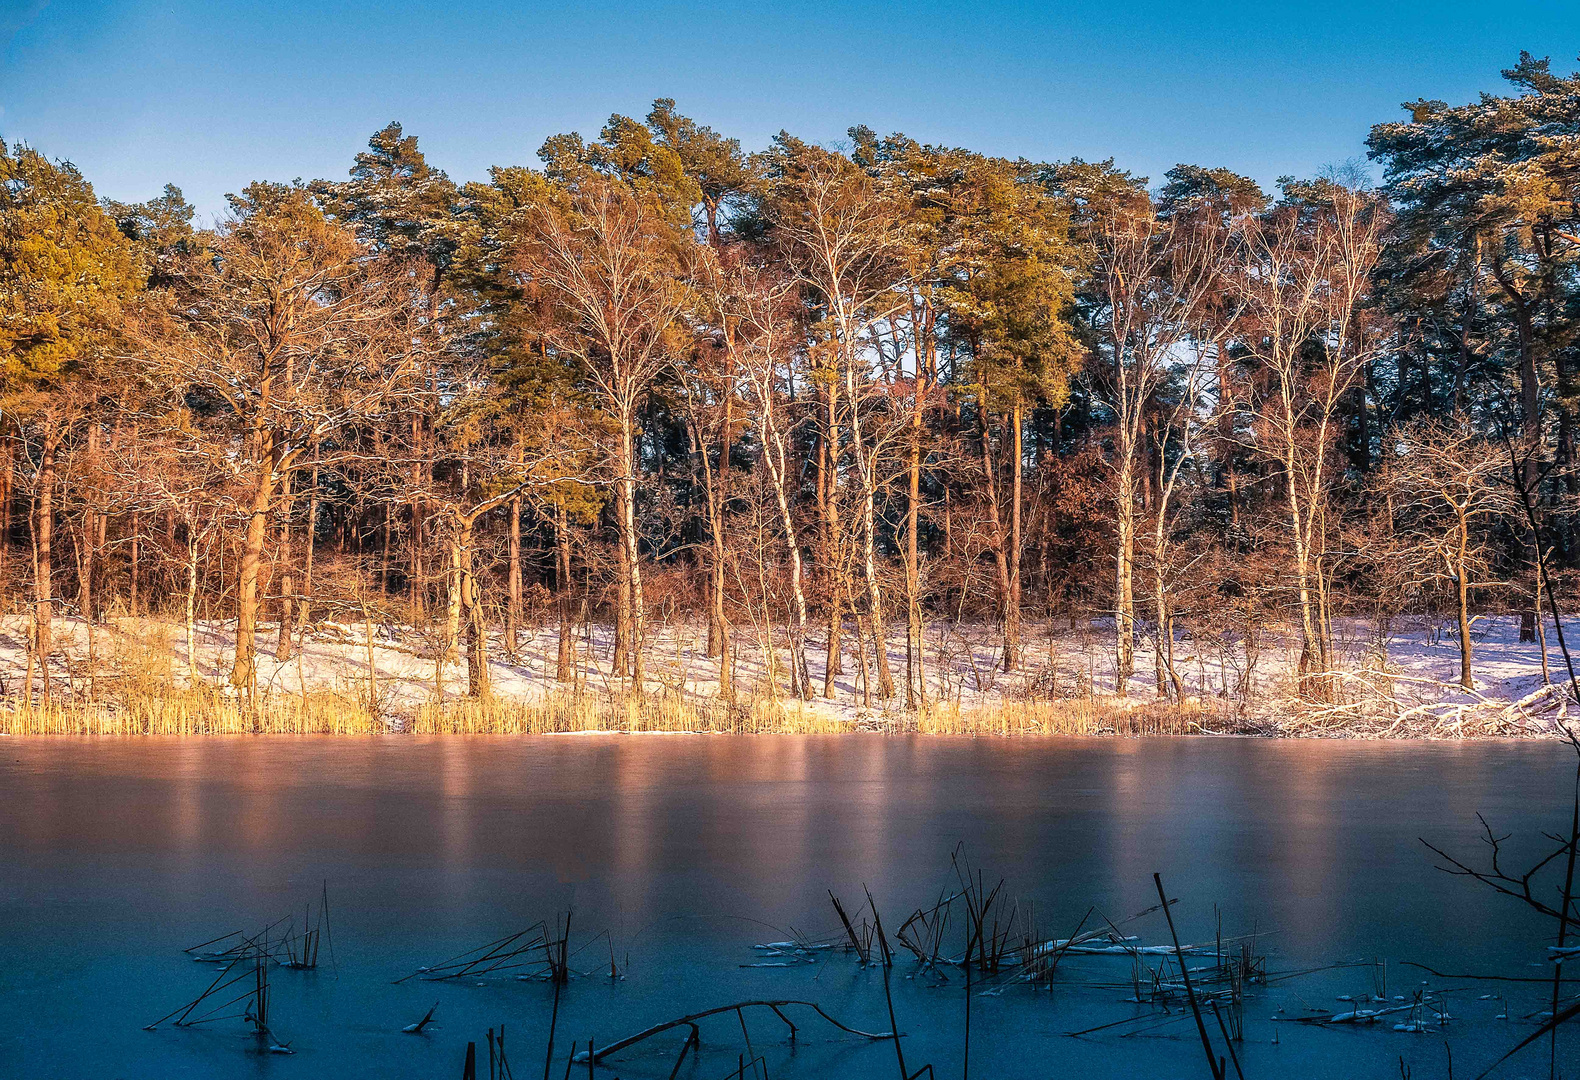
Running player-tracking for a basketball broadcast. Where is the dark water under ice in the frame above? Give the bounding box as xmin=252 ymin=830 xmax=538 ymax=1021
xmin=1 ymin=735 xmax=1576 ymax=1078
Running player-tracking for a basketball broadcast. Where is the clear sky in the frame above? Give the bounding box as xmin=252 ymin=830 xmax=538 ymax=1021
xmin=3 ymin=0 xmax=1578 ymax=221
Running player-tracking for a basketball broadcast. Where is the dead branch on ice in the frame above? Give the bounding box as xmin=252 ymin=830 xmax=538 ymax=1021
xmin=570 ymin=1000 xmax=893 ymax=1065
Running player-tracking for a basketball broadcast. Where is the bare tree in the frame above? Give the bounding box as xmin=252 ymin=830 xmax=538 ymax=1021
xmin=1233 ymin=183 xmax=1387 ymax=699
xmin=701 ymin=252 xmax=817 ymax=698
xmin=134 ymin=184 xmax=424 ymax=691
xmin=1377 ymin=416 xmax=1513 ymax=689
xmin=1087 ymin=197 xmax=1226 ymax=694
xmin=523 ymin=178 xmax=687 ymax=694
xmin=1142 ymin=341 xmax=1213 ymax=700
xmin=765 ymin=145 xmax=909 ymax=699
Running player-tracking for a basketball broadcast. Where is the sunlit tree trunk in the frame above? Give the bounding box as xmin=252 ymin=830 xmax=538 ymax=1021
xmin=1006 ymin=400 xmax=1024 ymax=671
xmin=1283 ymin=442 xmax=1324 ymax=695
xmin=903 ymin=402 xmax=925 ymax=707
xmin=693 ymin=410 xmax=733 ymax=701
xmin=128 ymin=512 xmax=140 ymax=618
xmin=32 ymin=437 xmax=57 ymax=697
xmin=77 ymin=424 xmax=99 ymax=629
xmin=442 ymin=530 xmax=464 ymax=669
xmin=618 ymin=408 xmax=645 ymax=693
xmin=380 ymin=503 xmax=392 ymax=596
xmin=742 ymin=325 xmax=811 ymax=698
xmin=462 ymin=529 xmax=488 ymax=698
xmin=1114 ymin=434 xmax=1137 ymax=693
xmin=978 ymin=409 xmax=1015 ymax=670
xmin=0 ymin=441 xmax=11 ymax=575
xmin=613 ymin=485 xmax=631 ymax=679
xmin=274 ymin=470 xmax=296 ymax=661
xmin=184 ymin=532 xmax=200 ymax=685
xmin=409 ymin=413 xmax=425 ymax=615
xmin=230 ymin=434 xmax=279 ymax=692
xmin=846 ymin=359 xmax=892 ymax=699
xmin=771 ymin=460 xmax=812 ymax=700
xmin=820 ymin=390 xmax=844 ymax=696
xmin=506 ymin=490 xmax=522 ymax=662
xmin=555 ymin=503 xmax=574 ymax=683
xmin=300 ymin=444 xmax=319 ymax=628
xmin=1454 ymin=507 xmax=1473 ymax=689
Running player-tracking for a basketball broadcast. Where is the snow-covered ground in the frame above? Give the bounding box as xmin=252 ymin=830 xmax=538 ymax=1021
xmin=3 ymin=611 xmax=1576 ymax=735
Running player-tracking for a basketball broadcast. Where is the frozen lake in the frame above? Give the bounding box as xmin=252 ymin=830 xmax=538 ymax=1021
xmin=1 ymin=735 xmax=1575 ymax=1078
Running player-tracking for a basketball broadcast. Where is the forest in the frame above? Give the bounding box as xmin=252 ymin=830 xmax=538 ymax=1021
xmin=3 ymin=53 xmax=1579 ymax=734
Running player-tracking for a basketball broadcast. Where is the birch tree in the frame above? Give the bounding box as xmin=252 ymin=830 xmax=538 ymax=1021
xmin=523 ymin=177 xmax=687 ymax=693
xmin=1054 ymin=163 xmax=1224 ymax=693
xmin=762 ymin=140 xmax=908 ymax=699
xmin=1234 ymin=181 xmax=1387 ymax=699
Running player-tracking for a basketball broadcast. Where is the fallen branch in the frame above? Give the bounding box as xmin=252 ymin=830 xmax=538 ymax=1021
xmin=570 ymin=1000 xmax=893 ymax=1065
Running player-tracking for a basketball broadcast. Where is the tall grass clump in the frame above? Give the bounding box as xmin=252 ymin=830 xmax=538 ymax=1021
xmin=0 ymin=686 xmax=379 ymax=735
xmin=413 ymin=689 xmax=847 ymax=735
xmin=914 ymin=698 xmax=1239 ymax=736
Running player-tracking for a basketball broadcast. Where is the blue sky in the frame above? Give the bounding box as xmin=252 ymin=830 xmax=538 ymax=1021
xmin=3 ymin=0 xmax=1578 ymax=221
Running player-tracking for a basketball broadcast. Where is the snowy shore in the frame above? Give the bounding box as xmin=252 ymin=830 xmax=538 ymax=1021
xmin=2 ymin=611 xmax=1577 ymax=738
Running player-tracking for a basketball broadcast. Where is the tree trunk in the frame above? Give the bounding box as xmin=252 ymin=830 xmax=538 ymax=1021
xmin=230 ymin=435 xmax=278 ymax=691
xmin=185 ymin=534 xmax=200 ymax=685
xmin=903 ymin=399 xmax=925 ymax=707
xmin=409 ymin=413 xmax=425 ymax=615
xmin=1153 ymin=539 xmax=1183 ymax=701
xmin=78 ymin=425 xmax=99 ymax=628
xmin=619 ymin=410 xmax=645 ymax=693
xmin=274 ymin=470 xmax=296 ymax=661
xmin=555 ymin=504 xmax=573 ymax=683
xmin=33 ymin=437 xmax=57 ymax=697
xmin=442 ymin=530 xmax=463 ymax=668
xmin=717 ymin=393 xmax=733 ymax=689
xmin=978 ymin=410 xmax=1014 ymax=671
xmin=461 ymin=520 xmax=488 ymax=698
xmin=820 ymin=390 xmax=844 ymax=695
xmin=760 ymin=391 xmax=811 ymax=699
xmin=300 ymin=445 xmax=319 ymax=628
xmin=0 ymin=440 xmax=11 ymax=573
xmin=860 ymin=492 xmax=893 ymax=700
xmin=1006 ymin=400 xmax=1024 ymax=671
xmin=702 ymin=424 xmax=732 ymax=702
xmin=711 ymin=538 xmax=731 ymax=700
xmin=613 ymin=483 xmax=631 ymax=679
xmin=129 ymin=513 xmax=140 ymax=618
xmin=76 ymin=516 xmax=93 ymax=630
xmin=1286 ymin=464 xmax=1326 ymax=700
xmin=1114 ymin=443 xmax=1136 ymax=693
xmin=1456 ymin=512 xmax=1473 ymax=690
xmin=506 ymin=492 xmax=522 ymax=662
xmin=380 ymin=502 xmax=392 ymax=595
xmin=847 ymin=362 xmax=892 ymax=701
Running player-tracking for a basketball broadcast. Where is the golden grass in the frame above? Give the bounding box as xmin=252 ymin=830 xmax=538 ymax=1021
xmin=916 ymin=698 xmax=1233 ymax=736
xmin=412 ymin=691 xmax=1236 ymax=736
xmin=413 ymin=691 xmax=847 ymax=735
xmin=0 ymin=686 xmax=379 ymax=736
xmin=0 ymin=675 xmax=1234 ymax=738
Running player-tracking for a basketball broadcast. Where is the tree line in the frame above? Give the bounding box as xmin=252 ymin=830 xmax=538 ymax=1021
xmin=3 ymin=54 xmax=1578 ymax=707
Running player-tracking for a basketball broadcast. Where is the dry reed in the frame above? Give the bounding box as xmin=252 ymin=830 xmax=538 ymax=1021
xmin=412 ymin=691 xmax=846 ymax=735
xmin=0 ymin=686 xmax=379 ymax=736
xmin=0 ymin=673 xmax=1238 ymax=737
